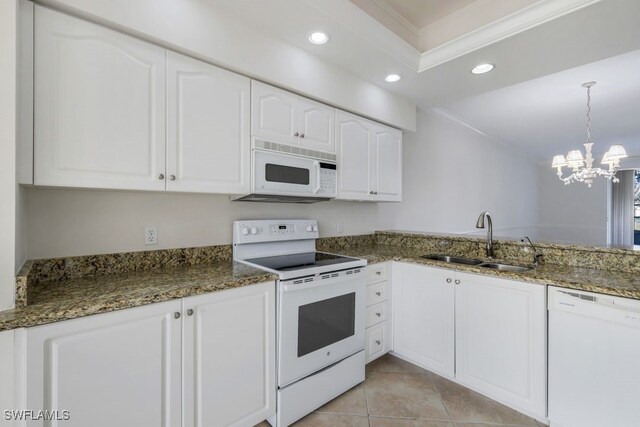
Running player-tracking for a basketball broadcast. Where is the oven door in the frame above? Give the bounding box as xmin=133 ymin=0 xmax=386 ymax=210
xmin=253 ymin=149 xmax=321 ymax=197
xmin=278 ymin=268 xmax=366 ymax=387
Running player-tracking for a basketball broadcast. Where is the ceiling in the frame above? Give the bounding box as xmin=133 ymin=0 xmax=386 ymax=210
xmin=441 ymin=49 xmax=640 ymax=160
xmin=208 ymin=0 xmax=640 ymax=155
xmin=349 ymin=0 xmax=539 ymax=51
xmin=372 ymin=0 xmax=476 ymax=29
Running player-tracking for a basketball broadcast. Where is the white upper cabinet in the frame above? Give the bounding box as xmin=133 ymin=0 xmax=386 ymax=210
xmin=298 ymin=98 xmax=336 ymax=153
xmin=336 ymin=111 xmax=373 ymax=200
xmin=26 ymin=300 xmax=183 ymax=427
xmin=251 ymin=81 xmax=336 ymax=153
xmin=167 ymin=52 xmax=250 ymax=194
xmin=34 ymin=6 xmax=166 ymax=191
xmin=336 ymin=111 xmax=402 ymax=202
xmin=373 ymin=124 xmax=402 ymax=201
xmin=251 ymin=81 xmax=299 ymax=146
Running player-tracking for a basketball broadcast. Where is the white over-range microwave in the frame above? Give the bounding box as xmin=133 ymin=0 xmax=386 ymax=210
xmin=233 ymin=139 xmax=337 ymax=203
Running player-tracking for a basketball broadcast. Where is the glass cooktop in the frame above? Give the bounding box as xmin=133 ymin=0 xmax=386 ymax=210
xmin=245 ymin=251 xmax=360 ymax=272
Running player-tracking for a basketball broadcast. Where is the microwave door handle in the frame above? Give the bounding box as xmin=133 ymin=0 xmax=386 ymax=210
xmin=312 ymin=161 xmax=321 ymax=194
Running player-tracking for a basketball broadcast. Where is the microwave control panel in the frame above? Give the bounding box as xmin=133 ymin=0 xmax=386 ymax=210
xmin=318 ymin=163 xmax=337 ymax=196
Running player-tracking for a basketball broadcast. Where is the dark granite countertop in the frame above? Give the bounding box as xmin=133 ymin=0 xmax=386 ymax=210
xmin=0 ymin=260 xmax=277 ymax=332
xmin=324 ymin=244 xmax=640 ymax=300
xmin=4 ymin=231 xmax=640 ymax=333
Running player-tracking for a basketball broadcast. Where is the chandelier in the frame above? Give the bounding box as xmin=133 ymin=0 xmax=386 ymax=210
xmin=551 ymin=81 xmax=627 ymax=188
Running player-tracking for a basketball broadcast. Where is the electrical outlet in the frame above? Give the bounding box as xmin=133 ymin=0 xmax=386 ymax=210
xmin=336 ymin=220 xmax=344 ymax=234
xmin=144 ymin=226 xmax=158 ymax=245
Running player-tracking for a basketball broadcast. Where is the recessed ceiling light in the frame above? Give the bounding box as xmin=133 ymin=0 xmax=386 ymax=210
xmin=471 ymin=63 xmax=495 ymax=74
xmin=385 ymin=74 xmax=402 ymax=83
xmin=308 ymin=32 xmax=329 ymax=45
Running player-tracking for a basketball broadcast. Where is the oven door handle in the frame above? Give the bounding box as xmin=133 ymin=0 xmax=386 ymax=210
xmin=312 ymin=161 xmax=321 ymax=194
xmin=282 ymin=277 xmax=360 ymax=292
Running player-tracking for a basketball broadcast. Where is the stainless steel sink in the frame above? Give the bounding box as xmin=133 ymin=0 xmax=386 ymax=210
xmin=421 ymin=254 xmax=532 ymax=272
xmin=420 ymin=255 xmax=484 ymax=266
xmin=479 ymin=262 xmax=532 ymax=272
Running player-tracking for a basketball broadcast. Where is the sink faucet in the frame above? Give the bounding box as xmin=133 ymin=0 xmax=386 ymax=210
xmin=475 ymin=211 xmax=494 ymax=258
xmin=521 ymin=236 xmax=543 ymax=266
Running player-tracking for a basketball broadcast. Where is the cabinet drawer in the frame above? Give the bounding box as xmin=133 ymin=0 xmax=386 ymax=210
xmin=366 ymin=301 xmax=389 ymax=328
xmin=367 ymin=281 xmax=388 ymax=306
xmin=368 ymin=263 xmax=387 ymax=284
xmin=365 ymin=321 xmax=389 ymax=363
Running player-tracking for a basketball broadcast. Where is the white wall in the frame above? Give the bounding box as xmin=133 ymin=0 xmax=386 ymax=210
xmin=0 ymin=0 xmax=18 ymax=418
xmin=378 ymin=109 xmax=539 ymax=238
xmin=39 ymin=0 xmax=416 ymax=131
xmin=536 ymin=162 xmax=609 ymax=246
xmin=1 ymin=0 xmax=18 ymax=310
xmin=24 ymin=188 xmax=379 ymax=259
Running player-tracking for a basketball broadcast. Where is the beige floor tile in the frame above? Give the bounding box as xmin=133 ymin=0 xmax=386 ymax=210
xmin=253 ymin=421 xmax=271 ymax=427
xmin=455 ymin=424 xmax=538 ymax=427
xmin=315 ymin=383 xmax=368 ymax=415
xmin=367 ymin=354 xmax=427 ymax=374
xmin=433 ymin=378 xmax=537 ymax=426
xmin=292 ymin=412 xmax=369 ymax=427
xmin=364 ymin=370 xmax=451 ymax=421
xmin=370 ymin=417 xmax=454 ymax=427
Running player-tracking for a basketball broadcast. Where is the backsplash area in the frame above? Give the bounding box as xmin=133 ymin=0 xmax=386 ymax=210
xmin=15 ymin=230 xmax=640 ymax=309
xmin=375 ymin=231 xmax=640 ymax=274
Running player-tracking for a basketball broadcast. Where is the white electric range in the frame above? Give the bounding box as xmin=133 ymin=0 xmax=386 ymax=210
xmin=233 ymin=219 xmax=367 ymax=427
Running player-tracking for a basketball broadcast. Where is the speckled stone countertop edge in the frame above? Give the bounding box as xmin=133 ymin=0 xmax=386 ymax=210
xmin=1 ymin=267 xmax=277 ymax=332
xmin=337 ymin=248 xmax=640 ymax=300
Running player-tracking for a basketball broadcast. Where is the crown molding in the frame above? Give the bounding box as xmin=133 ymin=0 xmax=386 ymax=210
xmin=418 ymin=0 xmax=602 ymax=72
xmin=367 ymin=0 xmax=420 ymax=36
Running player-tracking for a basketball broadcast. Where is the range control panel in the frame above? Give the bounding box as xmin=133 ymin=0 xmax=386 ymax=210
xmin=233 ymin=219 xmax=319 ymax=244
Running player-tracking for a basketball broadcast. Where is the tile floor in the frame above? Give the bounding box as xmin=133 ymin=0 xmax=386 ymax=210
xmin=256 ymin=354 xmax=547 ymax=427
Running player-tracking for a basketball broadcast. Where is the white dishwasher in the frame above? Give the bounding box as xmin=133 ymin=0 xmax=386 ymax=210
xmin=548 ymin=286 xmax=640 ymax=427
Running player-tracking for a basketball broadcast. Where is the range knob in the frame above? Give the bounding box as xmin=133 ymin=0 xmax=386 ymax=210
xmin=312 ymin=225 xmax=318 ymax=232
xmin=250 ymin=227 xmax=258 ymax=235
xmin=306 ymin=225 xmax=313 ymax=232
xmin=241 ymin=227 xmax=249 ymax=236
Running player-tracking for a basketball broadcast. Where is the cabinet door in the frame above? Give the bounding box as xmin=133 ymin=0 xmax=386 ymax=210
xmin=167 ymin=52 xmax=250 ymax=194
xmin=26 ymin=300 xmax=182 ymax=427
xmin=183 ymin=282 xmax=276 ymax=427
xmin=336 ymin=111 xmax=373 ymax=200
xmin=251 ymin=81 xmax=298 ymax=145
xmin=373 ymin=125 xmax=402 ymax=201
xmin=298 ymin=98 xmax=335 ymax=153
xmin=34 ymin=6 xmax=166 ymax=191
xmin=455 ymin=273 xmax=546 ymax=418
xmin=392 ymin=263 xmax=455 ymax=377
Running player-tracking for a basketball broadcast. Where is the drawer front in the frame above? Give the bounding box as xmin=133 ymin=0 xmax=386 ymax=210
xmin=368 ymin=263 xmax=387 ymax=284
xmin=367 ymin=281 xmax=388 ymax=306
xmin=365 ymin=322 xmax=388 ymax=363
xmin=366 ymin=301 xmax=389 ymax=328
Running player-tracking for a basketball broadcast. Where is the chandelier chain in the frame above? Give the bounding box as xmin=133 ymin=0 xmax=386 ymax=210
xmin=586 ymin=84 xmax=591 ymax=144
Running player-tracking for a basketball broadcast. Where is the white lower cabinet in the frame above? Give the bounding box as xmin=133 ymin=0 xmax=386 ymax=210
xmin=26 ymin=282 xmax=276 ymax=427
xmin=392 ymin=263 xmax=546 ymax=419
xmin=26 ymin=300 xmax=183 ymax=427
xmin=364 ymin=263 xmax=392 ymax=363
xmin=182 ymin=282 xmax=275 ymax=427
xmin=455 ymin=272 xmax=546 ymax=419
xmin=392 ymin=262 xmax=455 ymax=378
